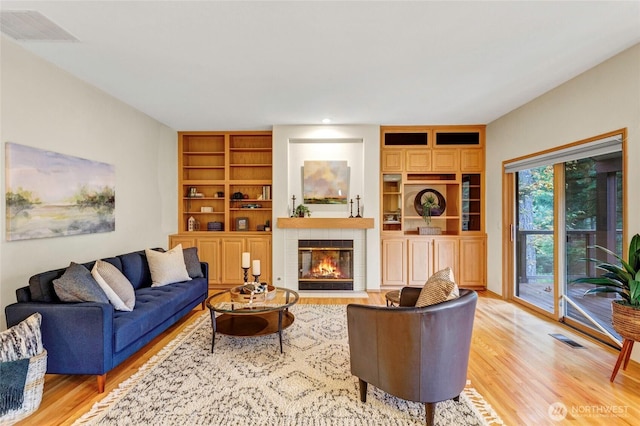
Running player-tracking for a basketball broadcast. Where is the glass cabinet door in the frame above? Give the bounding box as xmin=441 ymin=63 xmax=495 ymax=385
xmin=382 ymin=174 xmax=402 ymax=231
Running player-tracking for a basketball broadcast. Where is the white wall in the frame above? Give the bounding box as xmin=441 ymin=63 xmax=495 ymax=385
xmin=272 ymin=125 xmax=380 ymax=291
xmin=0 ymin=37 xmax=178 ymax=329
xmin=486 ymin=43 xmax=640 ymax=358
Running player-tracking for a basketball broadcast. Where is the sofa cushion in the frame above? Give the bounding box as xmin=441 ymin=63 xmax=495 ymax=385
xmin=92 ymin=260 xmax=135 ymax=311
xmin=28 ymin=269 xmax=65 ymax=303
xmin=0 ymin=313 xmax=43 ymax=362
xmin=183 ymin=247 xmax=204 ymax=278
xmin=52 ymin=262 xmax=110 ymax=304
xmin=145 ymin=245 xmax=191 ymax=287
xmin=119 ymin=251 xmax=152 ymax=290
xmin=112 ymin=279 xmax=206 ymax=352
xmin=415 ymin=267 xmax=460 ymax=307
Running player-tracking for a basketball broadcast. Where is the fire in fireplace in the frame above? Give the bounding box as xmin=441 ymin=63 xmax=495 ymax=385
xmin=298 ymin=240 xmax=354 ymax=290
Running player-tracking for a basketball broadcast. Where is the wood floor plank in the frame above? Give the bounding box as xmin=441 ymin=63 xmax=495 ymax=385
xmin=15 ymin=291 xmax=640 ymax=425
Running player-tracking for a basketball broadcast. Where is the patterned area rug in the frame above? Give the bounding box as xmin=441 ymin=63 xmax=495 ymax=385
xmin=74 ymin=305 xmax=503 ymax=425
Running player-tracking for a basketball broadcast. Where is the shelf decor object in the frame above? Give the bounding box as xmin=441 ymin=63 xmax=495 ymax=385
xmin=415 ymin=188 xmax=445 ymax=235
xmin=414 ymin=188 xmax=446 ymax=218
xmin=235 ymin=217 xmax=249 ymax=231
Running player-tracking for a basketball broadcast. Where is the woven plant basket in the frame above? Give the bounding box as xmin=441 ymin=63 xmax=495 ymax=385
xmin=0 ymin=350 xmax=47 ymax=426
xmin=612 ymin=301 xmax=640 ymax=342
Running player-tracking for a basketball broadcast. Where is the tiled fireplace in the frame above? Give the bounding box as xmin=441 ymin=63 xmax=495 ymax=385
xmin=282 ymin=228 xmax=367 ymax=292
xmin=298 ymin=239 xmax=354 ymax=290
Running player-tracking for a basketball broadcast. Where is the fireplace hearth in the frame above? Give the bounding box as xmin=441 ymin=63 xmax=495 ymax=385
xmin=298 ymin=240 xmax=354 ymax=290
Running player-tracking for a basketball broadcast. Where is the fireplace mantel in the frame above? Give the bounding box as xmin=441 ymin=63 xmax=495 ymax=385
xmin=277 ymin=217 xmax=374 ymax=229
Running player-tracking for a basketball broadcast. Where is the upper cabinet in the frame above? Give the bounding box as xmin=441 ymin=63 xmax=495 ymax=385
xmin=380 ymin=125 xmax=485 ymax=236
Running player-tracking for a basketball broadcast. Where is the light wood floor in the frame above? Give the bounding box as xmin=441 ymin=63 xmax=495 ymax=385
xmin=17 ymin=291 xmax=640 ymax=426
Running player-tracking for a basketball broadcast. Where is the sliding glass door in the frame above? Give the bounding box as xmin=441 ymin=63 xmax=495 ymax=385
xmin=514 ymin=165 xmax=555 ymax=313
xmin=505 ymin=131 xmax=625 ymax=342
xmin=564 ymin=153 xmax=623 ymax=338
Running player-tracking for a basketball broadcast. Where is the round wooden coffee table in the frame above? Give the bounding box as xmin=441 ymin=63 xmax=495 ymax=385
xmin=206 ymin=286 xmax=299 ymax=353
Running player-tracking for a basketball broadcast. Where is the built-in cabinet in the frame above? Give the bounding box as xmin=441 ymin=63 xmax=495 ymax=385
xmin=170 ymin=131 xmax=272 ymax=288
xmin=380 ymin=125 xmax=487 ymax=289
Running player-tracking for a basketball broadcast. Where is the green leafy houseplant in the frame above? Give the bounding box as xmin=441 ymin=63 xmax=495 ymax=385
xmin=421 ymin=194 xmax=440 ymax=225
xmin=574 ymin=233 xmax=640 ymax=307
xmin=294 ymin=204 xmax=311 ymax=218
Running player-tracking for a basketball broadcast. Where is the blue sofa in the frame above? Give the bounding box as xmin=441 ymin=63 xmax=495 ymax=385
xmin=4 ymin=249 xmax=208 ymax=392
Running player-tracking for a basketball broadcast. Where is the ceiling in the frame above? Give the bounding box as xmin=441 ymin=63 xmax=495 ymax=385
xmin=1 ymin=1 xmax=639 ymax=131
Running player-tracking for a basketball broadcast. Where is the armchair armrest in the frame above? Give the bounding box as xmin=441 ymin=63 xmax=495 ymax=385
xmin=5 ymin=301 xmax=114 ymax=375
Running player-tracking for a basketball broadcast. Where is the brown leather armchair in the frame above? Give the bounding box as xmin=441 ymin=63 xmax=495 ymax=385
xmin=347 ymin=288 xmax=478 ymax=426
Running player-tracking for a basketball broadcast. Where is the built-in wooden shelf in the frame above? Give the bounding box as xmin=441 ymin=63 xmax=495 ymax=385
xmin=277 ymin=217 xmax=374 ymax=229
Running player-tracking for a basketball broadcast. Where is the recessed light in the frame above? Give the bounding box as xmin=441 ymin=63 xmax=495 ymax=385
xmin=322 ymin=118 xmax=331 ymax=124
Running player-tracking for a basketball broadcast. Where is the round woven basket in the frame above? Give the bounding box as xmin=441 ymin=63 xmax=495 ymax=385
xmin=612 ymin=301 xmax=640 ymax=341
xmin=0 ymin=350 xmax=47 ymax=424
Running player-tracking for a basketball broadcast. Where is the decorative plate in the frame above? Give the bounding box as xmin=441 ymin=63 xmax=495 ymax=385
xmin=414 ymin=188 xmax=446 ymax=217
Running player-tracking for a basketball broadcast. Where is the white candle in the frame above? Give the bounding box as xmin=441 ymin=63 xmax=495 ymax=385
xmin=252 ymin=259 xmax=261 ymax=276
xmin=242 ymin=252 xmax=250 ymax=269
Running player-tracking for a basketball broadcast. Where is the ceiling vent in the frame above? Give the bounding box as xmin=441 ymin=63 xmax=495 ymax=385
xmin=0 ymin=10 xmax=78 ymax=42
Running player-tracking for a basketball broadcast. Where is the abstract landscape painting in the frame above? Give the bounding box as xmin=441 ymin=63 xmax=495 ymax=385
xmin=5 ymin=143 xmax=115 ymax=241
xmin=303 ymin=160 xmax=349 ymax=204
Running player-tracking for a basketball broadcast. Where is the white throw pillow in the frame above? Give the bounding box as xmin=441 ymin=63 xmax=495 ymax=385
xmin=146 ymin=245 xmax=192 ymax=287
xmin=415 ymin=267 xmax=460 ymax=307
xmin=92 ymin=260 xmax=136 ymax=311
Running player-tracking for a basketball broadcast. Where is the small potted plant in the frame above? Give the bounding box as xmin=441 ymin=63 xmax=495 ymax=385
xmin=574 ymin=233 xmax=640 ymax=343
xmin=294 ymin=204 xmax=311 ymax=218
xmin=418 ymin=194 xmax=441 ymax=235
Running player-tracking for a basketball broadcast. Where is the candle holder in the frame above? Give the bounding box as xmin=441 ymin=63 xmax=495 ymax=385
xmin=253 ymin=274 xmax=261 ymax=284
xmin=291 ymin=195 xmax=297 ymax=217
xmin=355 ymin=195 xmax=362 ymax=218
xmin=349 ymin=199 xmax=354 ymax=218
xmin=242 ymin=267 xmax=250 ymax=283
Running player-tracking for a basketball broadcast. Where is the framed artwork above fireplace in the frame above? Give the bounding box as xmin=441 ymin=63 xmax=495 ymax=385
xmin=303 ymin=160 xmax=349 ymax=204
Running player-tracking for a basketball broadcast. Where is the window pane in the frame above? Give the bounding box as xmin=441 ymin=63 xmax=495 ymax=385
xmin=515 ymin=165 xmax=555 ymax=312
xmin=565 ymin=152 xmax=623 ymax=336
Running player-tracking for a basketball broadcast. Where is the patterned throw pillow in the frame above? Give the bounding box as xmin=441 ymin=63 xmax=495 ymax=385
xmin=145 ymin=244 xmax=192 ymax=287
xmin=183 ymin=247 xmax=204 ymax=278
xmin=0 ymin=313 xmax=43 ymax=362
xmin=53 ymin=262 xmax=110 ymax=304
xmin=92 ymin=260 xmax=136 ymax=311
xmin=415 ymin=267 xmax=460 ymax=307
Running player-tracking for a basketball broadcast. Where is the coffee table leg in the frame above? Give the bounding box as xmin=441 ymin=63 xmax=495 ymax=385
xmin=210 ymin=310 xmax=217 ymax=353
xmin=278 ymin=310 xmax=284 ymax=353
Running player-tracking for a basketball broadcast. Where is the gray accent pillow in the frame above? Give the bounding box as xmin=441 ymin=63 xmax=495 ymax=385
xmin=183 ymin=247 xmax=204 ymax=278
xmin=92 ymin=260 xmax=136 ymax=311
xmin=53 ymin=262 xmax=109 ymax=304
xmin=0 ymin=313 xmax=43 ymax=362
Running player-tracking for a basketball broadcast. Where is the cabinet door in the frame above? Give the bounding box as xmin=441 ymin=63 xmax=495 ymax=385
xmin=459 ymin=237 xmax=486 ymax=288
xmin=460 ymin=149 xmax=484 ymax=172
xmin=432 ymin=149 xmax=460 ymax=172
xmin=198 ymin=238 xmax=221 ymax=285
xmin=246 ymin=237 xmax=271 ymax=284
xmin=405 ymin=150 xmax=431 ymax=172
xmin=220 ymin=237 xmax=246 ymax=284
xmin=382 ymin=238 xmax=406 ymax=286
xmin=433 ymin=238 xmax=459 ymax=279
xmin=168 ymin=235 xmax=196 ymax=249
xmin=381 ymin=150 xmax=403 ymax=172
xmin=408 ymin=238 xmax=433 ymax=286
